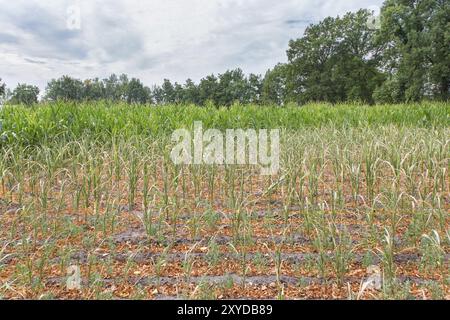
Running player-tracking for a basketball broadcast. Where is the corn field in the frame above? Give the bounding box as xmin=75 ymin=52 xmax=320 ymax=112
xmin=0 ymin=102 xmax=448 ymax=300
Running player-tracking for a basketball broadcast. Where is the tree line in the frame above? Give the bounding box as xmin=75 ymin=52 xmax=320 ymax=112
xmin=1 ymin=0 xmax=448 ymax=106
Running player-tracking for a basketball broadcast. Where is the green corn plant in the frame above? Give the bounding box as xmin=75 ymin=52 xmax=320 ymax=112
xmin=376 ymin=228 xmax=396 ymax=288
xmin=419 ymin=230 xmax=446 ymax=287
xmin=328 ymin=223 xmax=353 ymax=285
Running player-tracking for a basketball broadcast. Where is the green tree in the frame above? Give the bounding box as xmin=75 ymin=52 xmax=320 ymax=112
xmin=103 ymin=74 xmax=118 ymax=101
xmin=198 ymin=75 xmax=220 ymax=106
xmin=216 ymin=69 xmax=250 ymax=106
xmin=9 ymin=84 xmax=40 ymax=106
xmin=161 ymin=79 xmax=175 ymax=104
xmin=125 ymin=78 xmax=151 ymax=104
xmin=287 ymin=10 xmax=384 ymax=104
xmin=428 ymin=0 xmax=450 ymax=100
xmin=182 ymin=79 xmax=200 ymax=105
xmin=45 ymin=76 xmax=84 ymax=101
xmin=173 ymin=82 xmax=184 ymax=104
xmin=103 ymin=74 xmax=124 ymax=101
xmin=117 ymin=74 xmax=130 ymax=101
xmin=83 ymin=78 xmax=105 ymax=101
xmin=262 ymin=64 xmax=288 ymax=105
xmin=151 ymin=85 xmax=164 ymax=104
xmin=0 ymin=78 xmax=5 ymax=98
xmin=375 ymin=0 xmax=450 ymax=102
xmin=248 ymin=73 xmax=263 ymax=104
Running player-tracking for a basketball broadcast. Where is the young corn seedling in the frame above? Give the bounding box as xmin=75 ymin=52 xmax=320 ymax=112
xmin=207 ymin=165 xmax=217 ymax=205
xmin=364 ymin=143 xmax=378 ymax=203
xmin=206 ymin=237 xmax=221 ymax=267
xmin=376 ymin=228 xmax=396 ymax=289
xmin=419 ymin=230 xmax=447 ymax=287
xmin=127 ymin=151 xmax=139 ymax=210
xmin=152 ymin=245 xmax=170 ymax=290
xmin=228 ymin=242 xmax=250 ymax=291
xmin=312 ymin=226 xmax=329 ymax=280
xmin=328 ymin=223 xmax=353 ymax=285
xmin=182 ymin=242 xmax=200 ymax=287
xmin=203 ymin=208 xmax=220 ymax=233
xmin=142 ymin=206 xmax=158 ymax=240
xmin=264 ymin=226 xmax=289 ymax=296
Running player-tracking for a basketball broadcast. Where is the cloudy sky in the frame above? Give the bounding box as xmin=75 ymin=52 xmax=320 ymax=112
xmin=0 ymin=0 xmax=383 ymax=91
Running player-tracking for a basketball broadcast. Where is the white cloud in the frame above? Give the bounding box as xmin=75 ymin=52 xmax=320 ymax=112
xmin=0 ymin=0 xmax=384 ymax=91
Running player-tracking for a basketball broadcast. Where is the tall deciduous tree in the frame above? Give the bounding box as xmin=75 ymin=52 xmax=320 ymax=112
xmin=161 ymin=79 xmax=176 ymax=104
xmin=286 ymin=10 xmax=384 ymax=104
xmin=83 ymin=78 xmax=105 ymax=101
xmin=103 ymin=74 xmax=121 ymax=101
xmin=183 ymin=79 xmax=200 ymax=105
xmin=0 ymin=78 xmax=5 ymax=97
xmin=247 ymin=74 xmax=263 ymax=104
xmin=375 ymin=0 xmax=450 ymax=102
xmin=262 ymin=64 xmax=288 ymax=105
xmin=45 ymin=76 xmax=84 ymax=101
xmin=125 ymin=78 xmax=151 ymax=104
xmin=216 ymin=69 xmax=249 ymax=106
xmin=198 ymin=75 xmax=220 ymax=106
xmin=9 ymin=84 xmax=40 ymax=106
xmin=173 ymin=82 xmax=184 ymax=104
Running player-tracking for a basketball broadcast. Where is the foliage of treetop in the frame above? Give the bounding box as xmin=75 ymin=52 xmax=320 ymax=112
xmin=1 ymin=0 xmax=448 ymax=106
